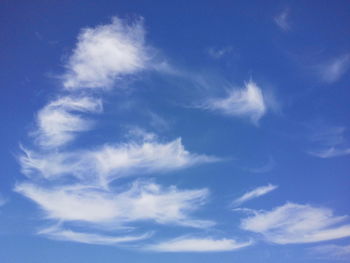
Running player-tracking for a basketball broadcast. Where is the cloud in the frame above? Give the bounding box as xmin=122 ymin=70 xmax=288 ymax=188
xmin=15 ymin=181 xmax=213 ymax=228
xmin=145 ymin=236 xmax=253 ymax=252
xmin=204 ymin=80 xmax=267 ymax=123
xmin=309 ymin=147 xmax=350 ymax=158
xmin=241 ymin=202 xmax=350 ymax=244
xmin=19 ymin=135 xmax=217 ymax=185
xmin=309 ymin=244 xmax=350 ymax=260
xmin=232 ymin=184 xmax=277 ymax=206
xmin=63 ymin=17 xmax=149 ymax=89
xmin=308 ymin=125 xmax=350 ymax=158
xmin=274 ymin=9 xmax=290 ymax=31
xmin=34 ymin=96 xmax=102 ymax=148
xmin=318 ymin=54 xmax=350 ymax=83
xmin=39 ymin=225 xmax=152 ymax=245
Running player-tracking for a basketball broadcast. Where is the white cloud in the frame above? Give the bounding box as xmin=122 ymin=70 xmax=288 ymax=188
xmin=232 ymin=184 xmax=277 ymax=206
xmin=15 ymin=181 xmax=213 ymax=228
xmin=204 ymin=81 xmax=266 ymax=123
xmin=34 ymin=96 xmax=102 ymax=148
xmin=309 ymin=244 xmax=350 ymax=260
xmin=274 ymin=9 xmax=290 ymax=31
xmin=318 ymin=54 xmax=350 ymax=83
xmin=241 ymin=202 xmax=350 ymax=244
xmin=146 ymin=236 xmax=253 ymax=252
xmin=63 ymin=17 xmax=149 ymax=89
xmin=39 ymin=225 xmax=152 ymax=245
xmin=20 ymin=136 xmax=217 ymax=185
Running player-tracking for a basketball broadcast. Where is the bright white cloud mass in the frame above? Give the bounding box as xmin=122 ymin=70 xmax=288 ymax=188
xmin=205 ymin=80 xmax=267 ymax=123
xmin=63 ymin=17 xmax=149 ymax=89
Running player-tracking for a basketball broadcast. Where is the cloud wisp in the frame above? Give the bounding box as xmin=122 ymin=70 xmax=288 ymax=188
xmin=39 ymin=224 xmax=152 ymax=245
xmin=15 ymin=181 xmax=213 ymax=228
xmin=146 ymin=236 xmax=253 ymax=252
xmin=308 ymin=125 xmax=350 ymax=158
xmin=20 ymin=135 xmax=217 ymax=185
xmin=33 ymin=96 xmax=102 ymax=148
xmin=232 ymin=184 xmax=278 ymax=207
xmin=317 ymin=54 xmax=350 ymax=84
xmin=241 ymin=202 xmax=350 ymax=244
xmin=203 ymin=80 xmax=267 ymax=124
xmin=274 ymin=9 xmax=290 ymax=31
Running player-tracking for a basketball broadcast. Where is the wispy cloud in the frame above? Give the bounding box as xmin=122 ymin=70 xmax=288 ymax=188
xmin=317 ymin=54 xmax=350 ymax=84
xmin=63 ymin=17 xmax=149 ymax=89
xmin=15 ymin=181 xmax=213 ymax=228
xmin=145 ymin=236 xmax=253 ymax=252
xmin=232 ymin=184 xmax=278 ymax=206
xmin=20 ymin=135 xmax=217 ymax=185
xmin=274 ymin=9 xmax=290 ymax=31
xmin=309 ymin=147 xmax=350 ymax=158
xmin=309 ymin=244 xmax=350 ymax=260
xmin=241 ymin=202 xmax=350 ymax=244
xmin=308 ymin=125 xmax=350 ymax=158
xmin=17 ymin=16 xmax=219 ymax=248
xmin=203 ymin=80 xmax=267 ymax=124
xmin=33 ymin=96 xmax=102 ymax=148
xmin=39 ymin=224 xmax=152 ymax=245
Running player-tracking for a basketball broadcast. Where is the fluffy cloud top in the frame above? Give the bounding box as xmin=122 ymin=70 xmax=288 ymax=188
xmin=63 ymin=17 xmax=148 ymax=89
xmin=241 ymin=202 xmax=350 ymax=244
xmin=205 ymin=81 xmax=266 ymax=123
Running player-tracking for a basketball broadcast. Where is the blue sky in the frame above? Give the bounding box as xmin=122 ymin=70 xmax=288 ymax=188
xmin=1 ymin=0 xmax=350 ymax=262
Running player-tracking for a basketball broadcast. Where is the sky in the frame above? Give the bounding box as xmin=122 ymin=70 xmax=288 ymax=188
xmin=1 ymin=1 xmax=350 ymax=262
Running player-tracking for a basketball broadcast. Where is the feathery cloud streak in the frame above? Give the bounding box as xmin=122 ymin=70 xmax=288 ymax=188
xmin=15 ymin=181 xmax=213 ymax=228
xmin=232 ymin=184 xmax=277 ymax=206
xmin=241 ymin=202 xmax=350 ymax=244
xmin=146 ymin=236 xmax=253 ymax=252
xmin=20 ymin=136 xmax=217 ymax=185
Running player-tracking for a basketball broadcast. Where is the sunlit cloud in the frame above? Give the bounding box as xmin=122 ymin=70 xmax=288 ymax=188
xmin=203 ymin=80 xmax=267 ymax=124
xmin=63 ymin=17 xmax=149 ymax=89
